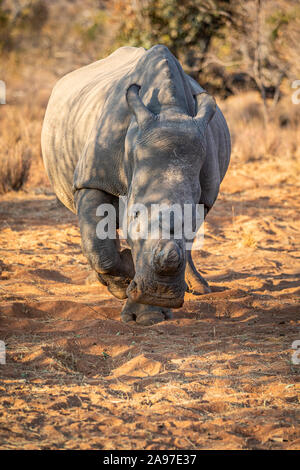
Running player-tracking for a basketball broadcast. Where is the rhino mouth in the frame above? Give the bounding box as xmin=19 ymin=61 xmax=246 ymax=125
xmin=126 ymin=276 xmax=186 ymax=308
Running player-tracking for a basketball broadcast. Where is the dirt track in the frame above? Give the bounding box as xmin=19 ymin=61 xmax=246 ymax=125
xmin=0 ymin=153 xmax=299 ymax=449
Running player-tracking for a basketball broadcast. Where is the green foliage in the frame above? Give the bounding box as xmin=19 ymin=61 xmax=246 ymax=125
xmin=267 ymin=9 xmax=292 ymax=41
xmin=114 ymin=0 xmax=234 ymax=60
xmin=0 ymin=0 xmax=11 ymax=51
xmin=0 ymin=0 xmax=8 ymax=27
xmin=74 ymin=10 xmax=108 ymax=45
xmin=17 ymin=1 xmax=48 ymax=32
xmin=0 ymin=0 xmax=48 ymax=52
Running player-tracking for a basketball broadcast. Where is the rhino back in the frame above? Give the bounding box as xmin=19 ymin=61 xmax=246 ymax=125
xmin=41 ymin=46 xmax=146 ymax=211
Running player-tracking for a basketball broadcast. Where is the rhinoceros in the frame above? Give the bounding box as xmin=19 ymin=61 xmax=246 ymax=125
xmin=41 ymin=45 xmax=231 ymax=325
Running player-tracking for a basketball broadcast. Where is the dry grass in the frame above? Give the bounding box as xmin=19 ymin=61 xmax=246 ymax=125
xmin=0 ymin=98 xmax=48 ymax=193
xmin=0 ymin=106 xmax=31 ymax=193
xmin=221 ymin=91 xmax=300 ymax=167
xmin=0 ymin=147 xmax=31 ymax=194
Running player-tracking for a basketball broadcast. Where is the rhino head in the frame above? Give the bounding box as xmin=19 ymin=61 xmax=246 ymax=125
xmin=123 ymin=84 xmax=216 ymax=308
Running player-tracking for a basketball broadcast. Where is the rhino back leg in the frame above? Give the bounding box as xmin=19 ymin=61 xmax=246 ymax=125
xmin=185 ymin=204 xmax=212 ymax=295
xmin=185 ymin=249 xmax=211 ymax=295
xmin=74 ymin=188 xmax=134 ymax=299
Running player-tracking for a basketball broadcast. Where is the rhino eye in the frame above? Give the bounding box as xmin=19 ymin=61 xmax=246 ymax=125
xmin=133 ymin=210 xmax=140 ymax=219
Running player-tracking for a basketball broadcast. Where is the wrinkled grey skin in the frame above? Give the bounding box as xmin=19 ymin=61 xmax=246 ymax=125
xmin=41 ymin=45 xmax=231 ymax=325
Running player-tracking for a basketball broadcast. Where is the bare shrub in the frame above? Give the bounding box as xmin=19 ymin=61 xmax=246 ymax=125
xmin=220 ymin=91 xmax=300 ymax=166
xmin=0 ymin=104 xmax=36 ymax=194
xmin=0 ymin=144 xmax=31 ymax=194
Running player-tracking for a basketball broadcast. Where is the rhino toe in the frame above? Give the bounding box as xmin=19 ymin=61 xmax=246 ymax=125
xmin=121 ymin=300 xmax=172 ymax=325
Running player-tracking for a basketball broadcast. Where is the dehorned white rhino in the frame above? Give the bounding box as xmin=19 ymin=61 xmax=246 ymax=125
xmin=41 ymin=45 xmax=231 ymax=325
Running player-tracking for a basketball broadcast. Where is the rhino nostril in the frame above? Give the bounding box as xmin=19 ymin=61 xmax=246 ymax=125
xmin=165 ymin=247 xmax=180 ymax=267
xmin=127 ymin=280 xmax=137 ymax=294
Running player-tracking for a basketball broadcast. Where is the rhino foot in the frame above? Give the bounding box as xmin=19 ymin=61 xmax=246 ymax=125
xmin=121 ymin=299 xmax=172 ymax=326
xmin=185 ymin=250 xmax=211 ymax=295
xmin=185 ymin=271 xmax=211 ymax=295
xmin=96 ymin=272 xmax=130 ymax=300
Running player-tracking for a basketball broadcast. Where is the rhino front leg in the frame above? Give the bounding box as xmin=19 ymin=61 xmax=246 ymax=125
xmin=75 ymin=188 xmax=135 ymax=299
xmin=185 ymin=250 xmax=211 ymax=295
xmin=121 ymin=299 xmax=172 ymax=326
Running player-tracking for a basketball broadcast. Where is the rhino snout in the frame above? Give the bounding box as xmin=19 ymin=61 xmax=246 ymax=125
xmin=126 ymin=275 xmax=186 ymax=308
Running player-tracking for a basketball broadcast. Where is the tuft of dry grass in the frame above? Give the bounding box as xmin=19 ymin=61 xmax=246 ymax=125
xmin=0 ymin=145 xmax=31 ymax=194
xmin=0 ymin=106 xmax=31 ymax=193
xmin=236 ymin=228 xmax=258 ymax=249
xmin=0 ymin=100 xmax=47 ymax=193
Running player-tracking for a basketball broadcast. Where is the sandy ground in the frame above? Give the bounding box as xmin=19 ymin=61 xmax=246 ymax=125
xmin=0 ymin=152 xmax=299 ymax=449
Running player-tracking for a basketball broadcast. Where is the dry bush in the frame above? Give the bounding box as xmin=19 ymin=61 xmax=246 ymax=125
xmin=0 ymin=101 xmax=45 ymax=193
xmin=220 ymin=91 xmax=300 ymax=170
xmin=0 ymin=144 xmax=31 ymax=194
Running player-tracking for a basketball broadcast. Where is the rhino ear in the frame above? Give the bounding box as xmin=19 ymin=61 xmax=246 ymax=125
xmin=126 ymin=84 xmax=154 ymax=127
xmin=194 ymin=93 xmax=216 ymax=131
